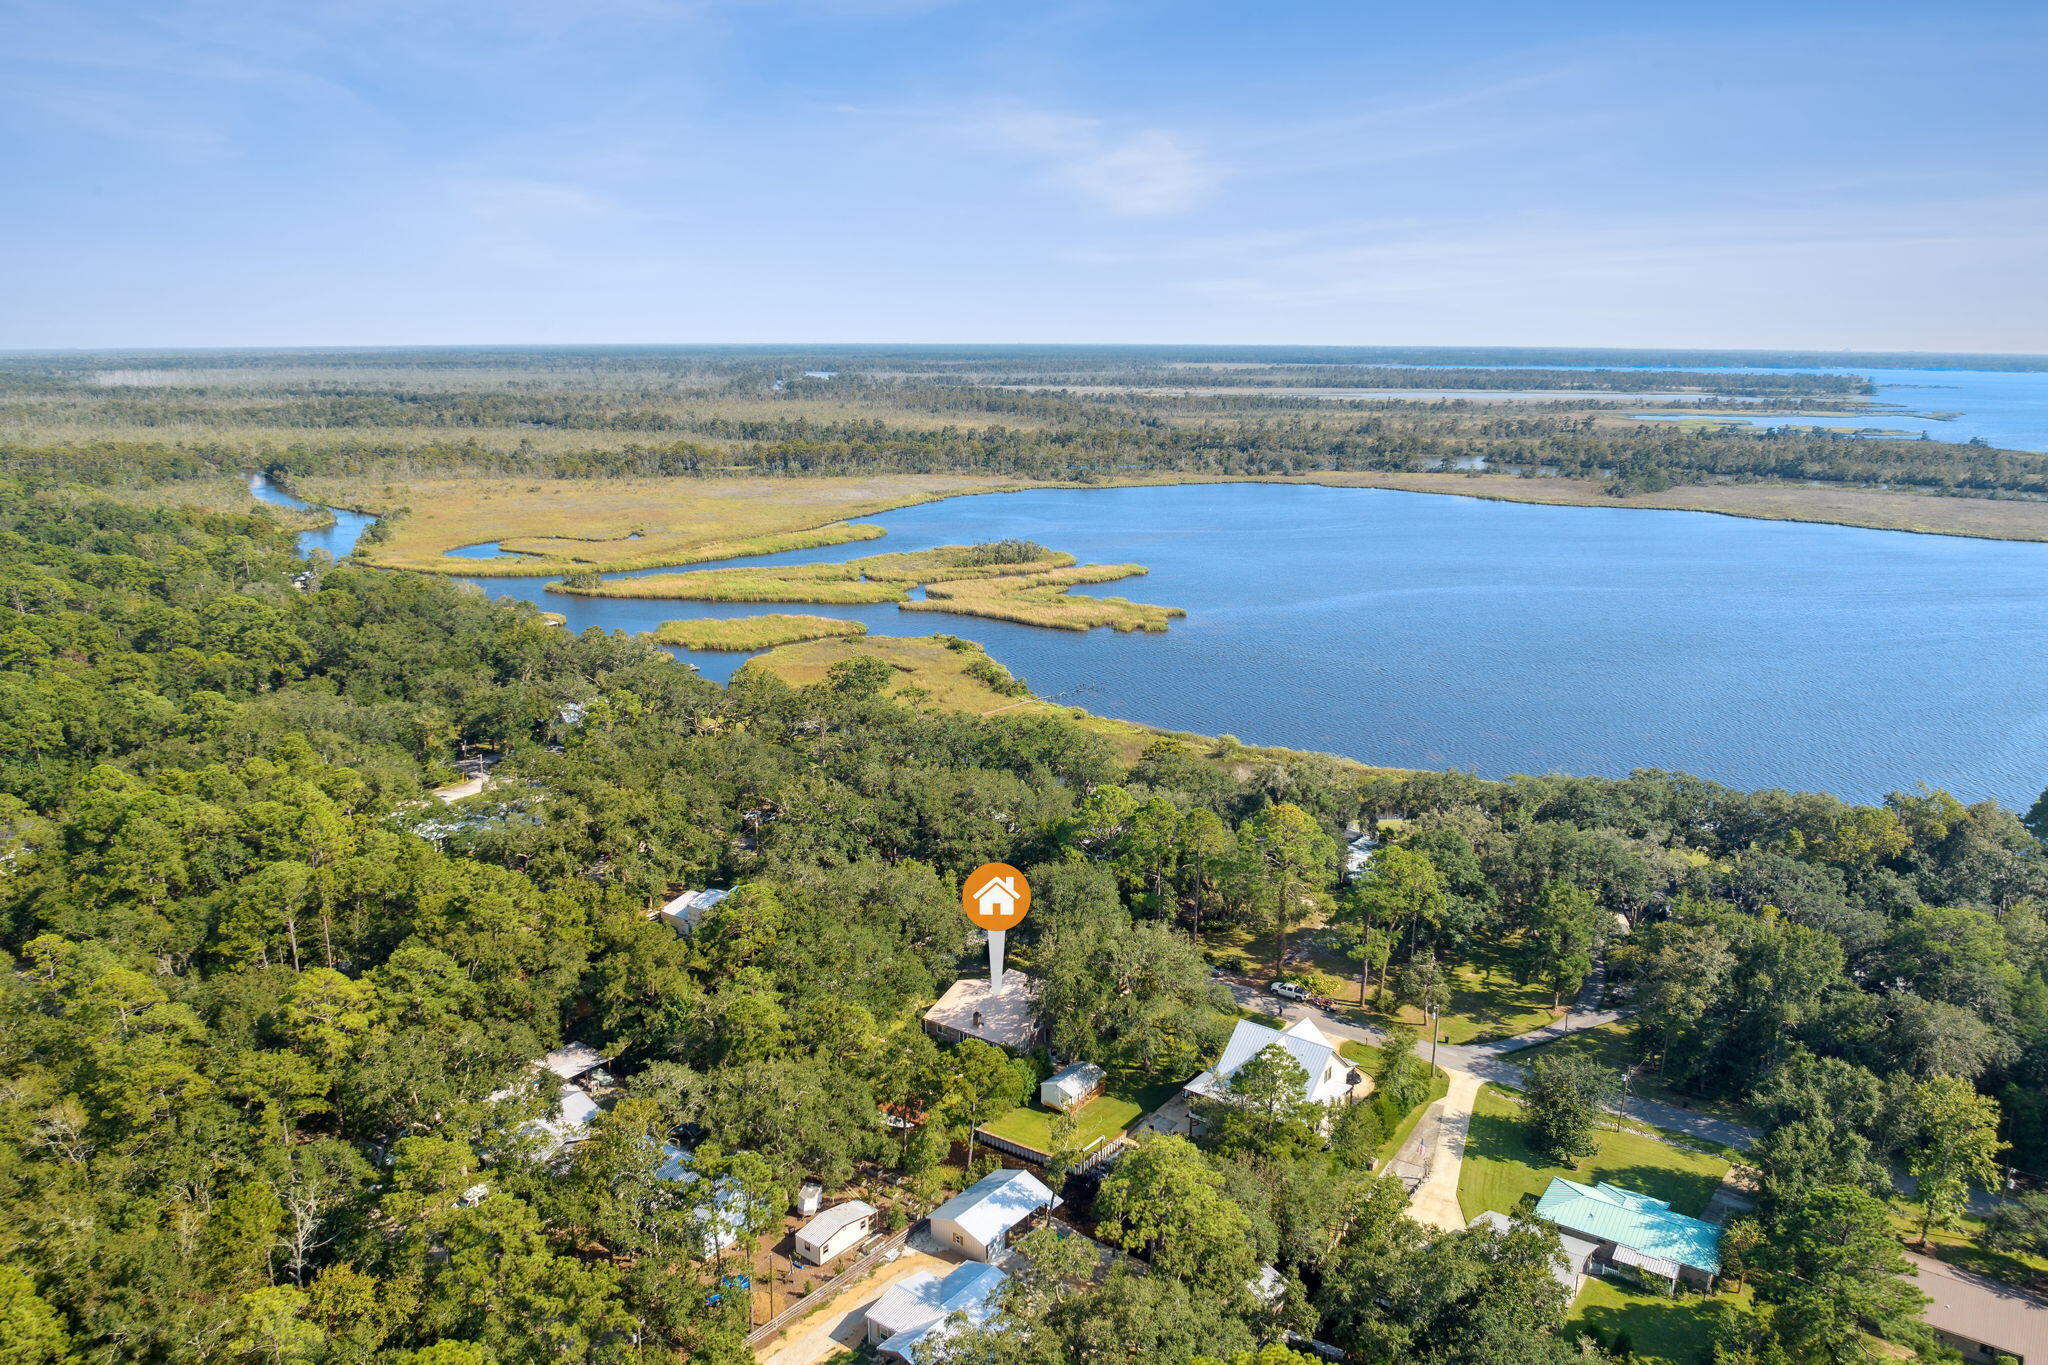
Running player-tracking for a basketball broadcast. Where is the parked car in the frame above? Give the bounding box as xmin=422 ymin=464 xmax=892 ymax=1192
xmin=1270 ymin=979 xmax=1311 ymax=1001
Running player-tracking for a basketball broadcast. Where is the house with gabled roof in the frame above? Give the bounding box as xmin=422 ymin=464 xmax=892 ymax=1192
xmin=865 ymin=1261 xmax=1009 ymax=1363
xmin=927 ymin=1167 xmax=1056 ymax=1262
xmin=1534 ymin=1177 xmax=1722 ymax=1292
xmin=1184 ymin=1015 xmax=1359 ymax=1110
xmin=649 ymin=887 xmax=729 ymax=937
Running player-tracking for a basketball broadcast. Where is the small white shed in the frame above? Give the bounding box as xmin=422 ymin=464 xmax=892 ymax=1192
xmin=1039 ymin=1061 xmax=1105 ymax=1113
xmin=795 ymin=1199 xmax=878 ymax=1267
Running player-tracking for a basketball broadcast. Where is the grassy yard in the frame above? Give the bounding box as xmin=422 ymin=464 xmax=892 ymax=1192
xmin=1511 ymin=1023 xmax=1755 ymax=1128
xmin=1886 ymin=1205 xmax=2048 ymax=1293
xmin=1328 ymin=940 xmax=1562 ymax=1045
xmin=978 ymin=1079 xmax=1184 ymax=1156
xmin=1567 ymin=1277 xmax=1747 ymax=1365
xmin=1458 ymin=1084 xmax=1731 ymax=1224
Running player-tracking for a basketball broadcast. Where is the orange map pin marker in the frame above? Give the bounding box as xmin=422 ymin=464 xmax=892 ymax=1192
xmin=962 ymin=863 xmax=1030 ymax=930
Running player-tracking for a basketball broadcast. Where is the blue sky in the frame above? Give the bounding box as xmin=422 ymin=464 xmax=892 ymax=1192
xmin=3 ymin=0 xmax=2045 ymax=351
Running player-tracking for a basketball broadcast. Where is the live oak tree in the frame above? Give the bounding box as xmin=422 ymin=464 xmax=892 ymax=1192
xmin=1237 ymin=803 xmax=1338 ymax=969
xmin=1094 ymin=1136 xmax=1259 ymax=1295
xmin=1738 ymin=1184 xmax=1932 ymax=1364
xmin=1900 ymin=1073 xmax=2005 ymax=1244
xmin=1523 ymin=1053 xmax=1618 ymax=1164
xmin=1212 ymin=1043 xmax=1322 ymax=1158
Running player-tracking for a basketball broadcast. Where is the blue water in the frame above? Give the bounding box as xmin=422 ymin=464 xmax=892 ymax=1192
xmin=1461 ymin=365 xmax=2048 ymax=452
xmin=251 ymin=476 xmax=380 ymax=559
xmin=245 ymin=362 xmax=2048 ymax=806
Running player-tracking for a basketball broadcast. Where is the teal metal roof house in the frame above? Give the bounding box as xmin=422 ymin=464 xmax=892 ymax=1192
xmin=1534 ymin=1178 xmax=1723 ymax=1292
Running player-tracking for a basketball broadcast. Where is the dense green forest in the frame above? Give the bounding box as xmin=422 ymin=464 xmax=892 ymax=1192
xmin=3 ymin=346 xmax=2041 ymax=504
xmin=5 ymin=456 xmax=2047 ymax=1364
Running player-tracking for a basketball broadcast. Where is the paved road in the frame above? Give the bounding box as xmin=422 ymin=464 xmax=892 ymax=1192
xmin=1227 ymin=974 xmax=1759 ymax=1229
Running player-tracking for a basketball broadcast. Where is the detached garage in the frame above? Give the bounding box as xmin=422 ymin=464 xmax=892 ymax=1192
xmin=927 ymin=1168 xmax=1055 ymax=1263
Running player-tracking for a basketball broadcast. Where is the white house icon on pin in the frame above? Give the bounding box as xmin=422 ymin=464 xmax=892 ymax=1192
xmin=973 ymin=876 xmax=1019 ymax=921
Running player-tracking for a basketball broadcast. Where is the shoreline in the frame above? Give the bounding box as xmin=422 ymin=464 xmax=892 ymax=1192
xmin=300 ymin=472 xmax=2048 ymax=577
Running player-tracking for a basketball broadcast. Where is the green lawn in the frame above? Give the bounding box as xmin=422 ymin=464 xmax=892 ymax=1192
xmin=1326 ymin=941 xmax=1563 ymax=1045
xmin=1458 ymin=1085 xmax=1731 ymax=1224
xmin=1511 ymin=1023 xmax=1755 ymax=1128
xmin=1886 ymin=1204 xmax=2048 ymax=1293
xmin=979 ymin=1080 xmax=1182 ymax=1155
xmin=1568 ymin=1277 xmax=1747 ymax=1365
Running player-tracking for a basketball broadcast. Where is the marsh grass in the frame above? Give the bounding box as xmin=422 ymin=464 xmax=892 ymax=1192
xmin=298 ymin=473 xmax=1031 ymax=574
xmin=648 ymin=614 xmax=868 ymax=651
xmin=550 ymin=544 xmax=1177 ymax=632
xmin=907 ymin=564 xmax=1185 ymax=632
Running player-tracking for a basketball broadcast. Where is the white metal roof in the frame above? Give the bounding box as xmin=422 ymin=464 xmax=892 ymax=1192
xmin=871 ymin=1263 xmax=1008 ymax=1361
xmin=1188 ymin=1016 xmax=1346 ymax=1104
xmin=927 ymin=1168 xmax=1054 ymax=1245
xmin=1043 ymin=1061 xmax=1104 ymax=1100
xmin=797 ymin=1200 xmax=876 ymax=1247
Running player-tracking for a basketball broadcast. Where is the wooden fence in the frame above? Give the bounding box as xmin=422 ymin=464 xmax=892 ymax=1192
xmin=971 ymin=1129 xmax=1129 ymax=1177
xmin=746 ymin=1223 xmax=915 ymax=1347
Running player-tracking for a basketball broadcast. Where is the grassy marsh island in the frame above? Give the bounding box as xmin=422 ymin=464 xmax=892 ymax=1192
xmin=904 ymin=562 xmax=1184 ymax=632
xmin=551 ymin=539 xmax=1184 ymax=633
xmin=648 ymin=613 xmax=868 ymax=650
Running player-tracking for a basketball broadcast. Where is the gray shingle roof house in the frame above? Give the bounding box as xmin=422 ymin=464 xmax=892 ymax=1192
xmin=1470 ymin=1210 xmax=1602 ymax=1295
xmin=1909 ymin=1249 xmax=2048 ymax=1363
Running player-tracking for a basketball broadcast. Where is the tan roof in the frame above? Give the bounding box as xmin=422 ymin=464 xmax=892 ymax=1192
xmin=1908 ymin=1250 xmax=2048 ymax=1359
xmin=923 ymin=970 xmax=1039 ymax=1050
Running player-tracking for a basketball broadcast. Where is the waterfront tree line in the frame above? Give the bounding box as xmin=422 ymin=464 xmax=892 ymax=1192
xmin=2 ymin=471 xmax=2046 ymax=1362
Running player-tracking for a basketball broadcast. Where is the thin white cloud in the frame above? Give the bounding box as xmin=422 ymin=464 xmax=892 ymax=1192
xmin=975 ymin=106 xmax=1219 ymax=216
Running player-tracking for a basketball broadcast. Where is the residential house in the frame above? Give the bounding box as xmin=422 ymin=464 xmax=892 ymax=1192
xmin=649 ymin=887 xmax=729 ymax=937
xmin=793 ymin=1199 xmax=878 ymax=1267
xmin=1344 ymin=832 xmax=1379 ymax=881
xmin=923 ymin=969 xmax=1045 ymax=1052
xmin=1039 ymin=1061 xmax=1105 ymax=1114
xmin=1908 ymin=1249 xmax=2048 ymax=1363
xmin=489 ymin=1049 xmax=608 ymax=1162
xmin=865 ymin=1262 xmax=1009 ymax=1363
xmin=1534 ymin=1178 xmax=1722 ymax=1292
xmin=1469 ymin=1210 xmax=1602 ymax=1296
xmin=927 ymin=1167 xmax=1057 ymax=1262
xmin=653 ymin=1142 xmax=757 ymax=1257
xmin=541 ymin=1042 xmax=612 ymax=1089
xmin=1184 ymin=1015 xmax=1362 ymax=1111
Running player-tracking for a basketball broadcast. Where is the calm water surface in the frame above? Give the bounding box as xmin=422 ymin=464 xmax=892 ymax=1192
xmin=255 ymin=475 xmax=2048 ymax=807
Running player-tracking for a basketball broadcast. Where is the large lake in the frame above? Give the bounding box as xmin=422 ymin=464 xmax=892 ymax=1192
xmin=259 ymin=476 xmax=2048 ymax=808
